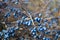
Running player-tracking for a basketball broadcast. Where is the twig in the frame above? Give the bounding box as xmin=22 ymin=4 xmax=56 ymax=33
xmin=27 ymin=12 xmax=35 ymax=26
xmin=40 ymin=0 xmax=51 ymax=12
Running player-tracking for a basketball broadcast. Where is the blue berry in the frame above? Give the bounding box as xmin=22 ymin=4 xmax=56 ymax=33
xmin=27 ymin=20 xmax=32 ymax=26
xmin=17 ymin=9 xmax=21 ymax=13
xmin=16 ymin=20 xmax=21 ymax=26
xmin=57 ymin=30 xmax=60 ymax=34
xmin=36 ymin=35 xmax=42 ymax=39
xmin=39 ymin=13 xmax=42 ymax=17
xmin=11 ymin=0 xmax=19 ymax=4
xmin=11 ymin=27 xmax=15 ymax=30
xmin=4 ymin=38 xmax=8 ymax=40
xmin=0 ymin=2 xmax=7 ymax=8
xmin=14 ymin=27 xmax=19 ymax=30
xmin=23 ymin=21 xmax=28 ymax=25
xmin=0 ymin=32 xmax=3 ymax=38
xmin=22 ymin=16 xmax=27 ymax=20
xmin=34 ymin=17 xmax=41 ymax=23
xmin=43 ymin=37 xmax=51 ymax=40
xmin=31 ymin=27 xmax=36 ymax=33
xmin=10 ymin=7 xmax=16 ymax=12
xmin=54 ymin=34 xmax=59 ymax=40
xmin=43 ymin=27 xmax=47 ymax=30
xmin=38 ymin=24 xmax=41 ymax=26
xmin=15 ymin=0 xmax=19 ymax=4
xmin=31 ymin=27 xmax=37 ymax=37
xmin=44 ymin=19 xmax=48 ymax=22
xmin=43 ymin=22 xmax=47 ymax=26
xmin=3 ymin=0 xmax=8 ymax=2
xmin=37 ymin=27 xmax=41 ymax=31
xmin=11 ymin=33 xmax=15 ymax=37
xmin=48 ymin=21 xmax=53 ymax=27
xmin=2 ymin=30 xmax=9 ymax=38
xmin=39 ymin=28 xmax=44 ymax=31
xmin=9 ymin=29 xmax=14 ymax=33
xmin=23 ymin=20 xmax=32 ymax=26
xmin=4 ymin=12 xmax=10 ymax=18
xmin=14 ymin=2 xmax=18 ymax=5
xmin=52 ymin=8 xmax=58 ymax=12
xmin=4 ymin=33 xmax=9 ymax=38
xmin=13 ymin=12 xmax=18 ymax=18
xmin=2 ymin=30 xmax=8 ymax=33
xmin=45 ymin=30 xmax=50 ymax=34
xmin=37 ymin=27 xmax=46 ymax=32
xmin=51 ymin=18 xmax=57 ymax=23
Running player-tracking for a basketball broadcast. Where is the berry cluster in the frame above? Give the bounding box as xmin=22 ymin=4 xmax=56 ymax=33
xmin=0 ymin=0 xmax=60 ymax=40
